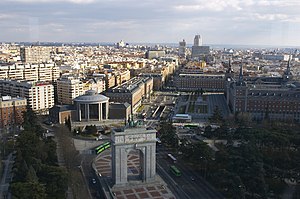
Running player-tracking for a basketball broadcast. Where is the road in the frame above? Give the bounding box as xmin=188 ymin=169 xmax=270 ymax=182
xmin=156 ymin=145 xmax=224 ymax=199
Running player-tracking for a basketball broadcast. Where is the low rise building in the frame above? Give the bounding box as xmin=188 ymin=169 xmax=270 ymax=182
xmin=73 ymin=90 xmax=109 ymax=122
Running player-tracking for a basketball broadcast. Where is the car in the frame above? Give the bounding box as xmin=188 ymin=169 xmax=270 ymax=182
xmin=190 ymin=176 xmax=195 ymax=181
xmin=92 ymin=178 xmax=97 ymax=184
xmin=44 ymin=120 xmax=53 ymax=126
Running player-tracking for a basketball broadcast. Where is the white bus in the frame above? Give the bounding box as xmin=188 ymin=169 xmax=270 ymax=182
xmin=167 ymin=153 xmax=177 ymax=163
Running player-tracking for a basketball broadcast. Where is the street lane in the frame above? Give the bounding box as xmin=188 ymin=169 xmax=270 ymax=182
xmin=157 ymin=145 xmax=224 ymax=199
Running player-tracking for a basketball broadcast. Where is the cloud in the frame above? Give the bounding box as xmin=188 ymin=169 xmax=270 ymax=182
xmin=4 ymin=0 xmax=97 ymax=4
xmin=1 ymin=0 xmax=300 ymax=45
xmin=233 ymin=13 xmax=290 ymax=22
xmin=0 ymin=14 xmax=16 ymax=19
xmin=174 ymin=0 xmax=242 ymax=12
xmin=256 ymin=0 xmax=300 ymax=7
xmin=87 ymin=20 xmax=139 ymax=30
xmin=253 ymin=13 xmax=289 ymax=21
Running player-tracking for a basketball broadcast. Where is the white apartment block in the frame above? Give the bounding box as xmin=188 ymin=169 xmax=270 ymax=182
xmin=20 ymin=46 xmax=52 ymax=64
xmin=0 ymin=63 xmax=60 ymax=82
xmin=57 ymin=75 xmax=106 ymax=105
xmin=56 ymin=75 xmax=84 ymax=105
xmin=0 ymin=80 xmax=54 ymax=113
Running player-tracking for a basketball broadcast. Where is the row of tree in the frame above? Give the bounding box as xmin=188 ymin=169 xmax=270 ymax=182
xmin=10 ymin=108 xmax=68 ymax=199
xmin=158 ymin=108 xmax=300 ymax=199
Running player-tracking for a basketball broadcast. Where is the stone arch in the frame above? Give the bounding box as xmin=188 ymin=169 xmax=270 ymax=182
xmin=111 ymin=127 xmax=156 ymax=186
xmin=126 ymin=148 xmax=144 ymax=182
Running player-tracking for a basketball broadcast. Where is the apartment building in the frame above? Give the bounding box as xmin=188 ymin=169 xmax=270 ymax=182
xmin=105 ymin=74 xmax=117 ymax=90
xmin=20 ymin=46 xmax=52 ymax=64
xmin=131 ymin=62 xmax=176 ymax=90
xmin=0 ymin=63 xmax=60 ymax=82
xmin=0 ymin=96 xmax=27 ymax=128
xmin=56 ymin=75 xmax=106 ymax=105
xmin=0 ymin=80 xmax=54 ymax=113
xmin=115 ymin=70 xmax=131 ymax=85
xmin=56 ymin=75 xmax=84 ymax=105
xmin=105 ymin=77 xmax=153 ymax=112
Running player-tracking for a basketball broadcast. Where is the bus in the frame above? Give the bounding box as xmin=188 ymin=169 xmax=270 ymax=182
xmin=95 ymin=141 xmax=110 ymax=150
xmin=167 ymin=153 xmax=177 ymax=163
xmin=95 ymin=142 xmax=110 ymax=154
xmin=170 ymin=165 xmax=181 ymax=176
xmin=96 ymin=143 xmax=110 ymax=154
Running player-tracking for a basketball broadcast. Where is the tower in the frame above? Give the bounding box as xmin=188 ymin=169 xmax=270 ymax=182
xmin=233 ymin=64 xmax=248 ymax=113
xmin=194 ymin=35 xmax=202 ymax=46
xmin=283 ymin=55 xmax=293 ymax=81
xmin=178 ymin=39 xmax=186 ymax=58
xmin=238 ymin=63 xmax=243 ymax=83
xmin=225 ymin=58 xmax=234 ymax=105
xmin=192 ymin=35 xmax=209 ymax=58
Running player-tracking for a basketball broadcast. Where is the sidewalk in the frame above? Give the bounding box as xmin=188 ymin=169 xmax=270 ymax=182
xmin=0 ymin=153 xmax=13 ymax=199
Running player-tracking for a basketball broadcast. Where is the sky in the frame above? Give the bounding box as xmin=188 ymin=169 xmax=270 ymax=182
xmin=1 ymin=0 xmax=300 ymax=46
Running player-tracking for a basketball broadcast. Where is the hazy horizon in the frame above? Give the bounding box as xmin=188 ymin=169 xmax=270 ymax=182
xmin=1 ymin=0 xmax=300 ymax=47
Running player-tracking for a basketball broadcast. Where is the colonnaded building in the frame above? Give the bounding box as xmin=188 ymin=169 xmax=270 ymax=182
xmin=73 ymin=90 xmax=109 ymax=122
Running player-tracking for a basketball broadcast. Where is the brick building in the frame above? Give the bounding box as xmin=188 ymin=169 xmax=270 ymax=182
xmin=0 ymin=96 xmax=27 ymax=128
xmin=226 ymin=60 xmax=300 ymax=122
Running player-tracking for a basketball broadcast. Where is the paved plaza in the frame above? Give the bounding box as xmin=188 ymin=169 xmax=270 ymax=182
xmin=94 ymin=150 xmax=176 ymax=199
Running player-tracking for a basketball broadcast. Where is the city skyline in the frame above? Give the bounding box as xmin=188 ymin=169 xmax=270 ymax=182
xmin=1 ymin=0 xmax=300 ymax=47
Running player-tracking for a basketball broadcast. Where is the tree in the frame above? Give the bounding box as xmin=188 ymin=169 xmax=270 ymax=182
xmin=181 ymin=141 xmax=213 ymax=166
xmin=209 ymin=106 xmax=224 ymax=125
xmin=38 ymin=165 xmax=68 ymax=199
xmin=11 ymin=181 xmax=47 ymax=199
xmin=158 ymin=121 xmax=179 ymax=148
xmin=85 ymin=125 xmax=97 ymax=135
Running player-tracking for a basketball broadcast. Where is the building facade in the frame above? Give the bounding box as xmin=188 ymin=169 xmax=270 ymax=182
xmin=20 ymin=46 xmax=52 ymax=64
xmin=174 ymin=73 xmax=225 ymax=91
xmin=105 ymin=77 xmax=153 ymax=112
xmin=226 ymin=61 xmax=300 ymax=122
xmin=0 ymin=80 xmax=54 ymax=113
xmin=146 ymin=50 xmax=166 ymax=59
xmin=179 ymin=39 xmax=187 ymax=58
xmin=0 ymin=96 xmax=27 ymax=128
xmin=73 ymin=90 xmax=109 ymax=122
xmin=0 ymin=63 xmax=60 ymax=82
xmin=56 ymin=75 xmax=84 ymax=105
xmin=194 ymin=35 xmax=202 ymax=46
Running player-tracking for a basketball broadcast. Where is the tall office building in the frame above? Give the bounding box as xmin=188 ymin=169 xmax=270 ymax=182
xmin=194 ymin=35 xmax=202 ymax=46
xmin=20 ymin=46 xmax=52 ymax=64
xmin=179 ymin=39 xmax=186 ymax=58
xmin=192 ymin=35 xmax=210 ymax=58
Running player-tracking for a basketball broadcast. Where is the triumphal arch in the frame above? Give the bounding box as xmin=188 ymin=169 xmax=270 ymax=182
xmin=111 ymin=127 xmax=157 ymax=186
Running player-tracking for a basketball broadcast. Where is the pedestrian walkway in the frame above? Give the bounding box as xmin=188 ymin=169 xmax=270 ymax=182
xmin=53 ymin=136 xmax=74 ymax=199
xmin=0 ymin=153 xmax=13 ymax=199
xmin=94 ymin=150 xmax=175 ymax=199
